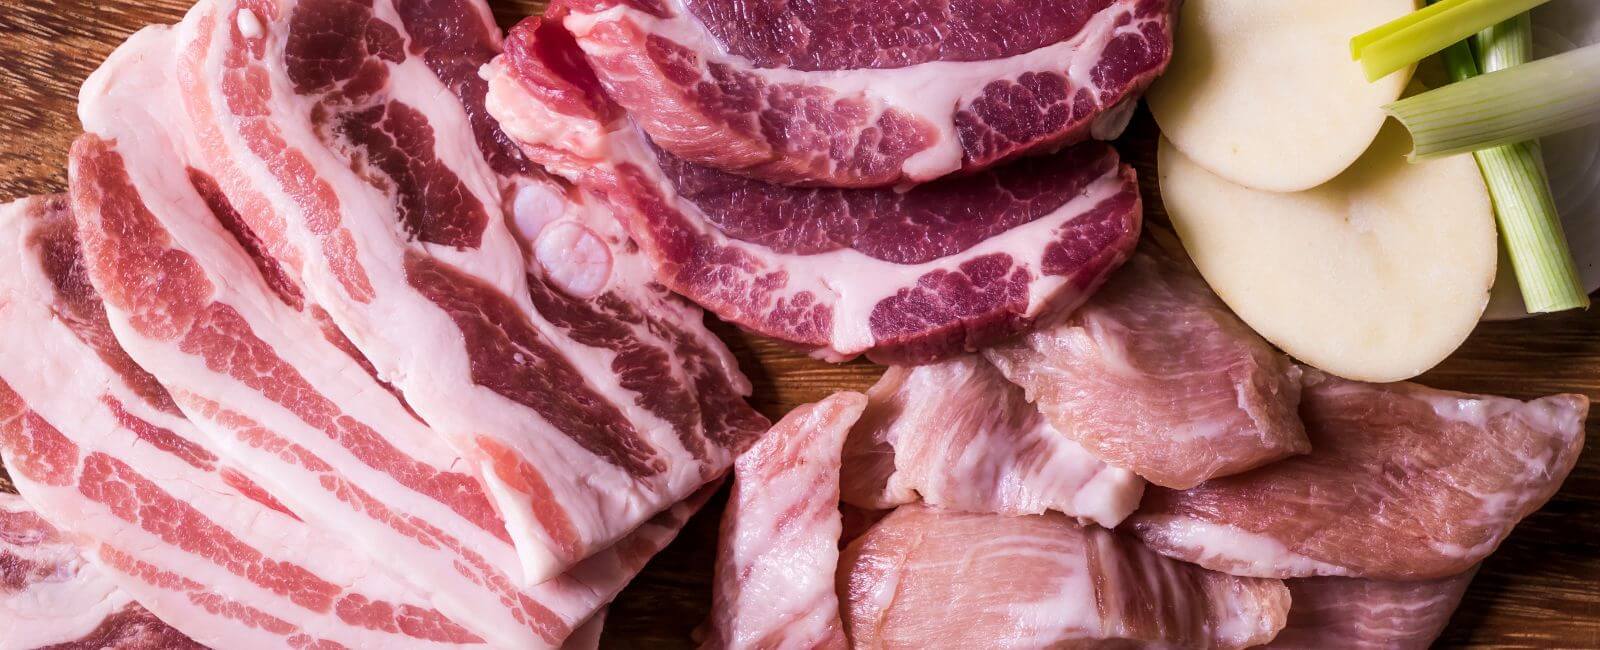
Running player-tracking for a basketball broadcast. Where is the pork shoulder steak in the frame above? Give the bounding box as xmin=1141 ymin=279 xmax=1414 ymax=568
xmin=552 ymin=0 xmax=1175 ymax=187
xmin=485 ymin=18 xmax=1144 ymax=364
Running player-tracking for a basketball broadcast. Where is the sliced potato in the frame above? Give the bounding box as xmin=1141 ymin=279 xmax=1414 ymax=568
xmin=1149 ymin=0 xmax=1416 ymax=193
xmin=1158 ymin=121 xmax=1496 ymax=382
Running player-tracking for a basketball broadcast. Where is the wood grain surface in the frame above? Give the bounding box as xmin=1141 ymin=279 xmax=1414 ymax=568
xmin=3 ymin=1 xmax=1598 ymax=647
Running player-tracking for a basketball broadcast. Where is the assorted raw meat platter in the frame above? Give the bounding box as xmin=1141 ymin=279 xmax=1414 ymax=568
xmin=0 ymin=0 xmax=1596 ymax=647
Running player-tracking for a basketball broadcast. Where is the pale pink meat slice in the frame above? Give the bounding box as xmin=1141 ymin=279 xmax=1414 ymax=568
xmin=841 ymin=356 xmax=1143 ymax=527
xmin=1266 ymin=570 xmax=1477 ymax=649
xmin=985 ymin=233 xmax=1309 ymax=489
xmin=1131 ymin=371 xmax=1587 ymax=580
xmin=838 ymin=504 xmax=1290 ymax=648
xmin=704 ymin=393 xmax=866 ymax=650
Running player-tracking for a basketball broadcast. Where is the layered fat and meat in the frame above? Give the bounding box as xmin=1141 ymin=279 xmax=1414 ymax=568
xmin=1267 ymin=571 xmax=1477 ymax=649
xmin=840 ymin=356 xmax=1143 ymax=527
xmin=551 ymin=0 xmax=1176 ymax=187
xmin=484 ymin=17 xmax=1145 ymax=364
xmin=0 ymin=493 xmax=198 ymax=650
xmin=837 ymin=505 xmax=1291 ymax=648
xmin=1131 ymin=371 xmax=1587 ymax=580
xmin=170 ymin=0 xmax=765 ymax=583
xmin=985 ymin=232 xmax=1309 ymax=488
xmin=704 ymin=393 xmax=865 ymax=650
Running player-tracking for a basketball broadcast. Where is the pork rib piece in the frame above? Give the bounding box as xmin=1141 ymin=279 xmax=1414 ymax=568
xmin=985 ymin=231 xmax=1309 ymax=488
xmin=838 ymin=505 xmax=1290 ymax=648
xmin=176 ymin=0 xmax=764 ymax=580
xmin=841 ymin=356 xmax=1143 ymax=527
xmin=1266 ymin=570 xmax=1476 ymax=649
xmin=1131 ymin=371 xmax=1587 ymax=580
xmin=485 ymin=18 xmax=1144 ymax=364
xmin=550 ymin=0 xmax=1175 ymax=186
xmin=705 ymin=393 xmax=865 ymax=650
xmin=0 ymin=194 xmax=485 ymax=647
xmin=72 ymin=25 xmax=708 ymax=647
xmin=0 ymin=493 xmax=199 ymax=650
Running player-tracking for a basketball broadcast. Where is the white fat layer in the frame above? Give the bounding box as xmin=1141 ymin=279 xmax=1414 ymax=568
xmin=1140 ymin=517 xmax=1349 ymax=578
xmin=235 ymin=8 xmax=262 ymax=39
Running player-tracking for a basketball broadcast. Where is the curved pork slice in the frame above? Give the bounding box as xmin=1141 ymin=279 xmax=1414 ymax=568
xmin=1131 ymin=371 xmax=1587 ymax=580
xmin=705 ymin=393 xmax=866 ymax=650
xmin=485 ymin=18 xmax=1144 ymax=364
xmin=840 ymin=356 xmax=1143 ymax=527
xmin=552 ymin=0 xmax=1175 ymax=187
xmin=838 ymin=505 xmax=1290 ymax=648
xmin=174 ymin=0 xmax=765 ymax=582
xmin=1267 ymin=570 xmax=1476 ymax=649
xmin=0 ymin=494 xmax=199 ymax=650
xmin=985 ymin=233 xmax=1309 ymax=488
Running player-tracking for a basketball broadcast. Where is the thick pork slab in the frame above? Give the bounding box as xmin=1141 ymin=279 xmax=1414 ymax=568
xmin=1266 ymin=571 xmax=1476 ymax=649
xmin=704 ymin=393 xmax=865 ymax=650
xmin=486 ymin=17 xmax=1143 ymax=364
xmin=985 ymin=233 xmax=1309 ymax=488
xmin=838 ymin=505 xmax=1290 ymax=648
xmin=840 ymin=356 xmax=1143 ymax=527
xmin=1131 ymin=371 xmax=1586 ymax=580
xmin=551 ymin=0 xmax=1175 ymax=186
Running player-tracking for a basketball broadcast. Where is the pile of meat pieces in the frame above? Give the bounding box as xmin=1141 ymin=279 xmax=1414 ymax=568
xmin=0 ymin=0 xmax=1587 ymax=648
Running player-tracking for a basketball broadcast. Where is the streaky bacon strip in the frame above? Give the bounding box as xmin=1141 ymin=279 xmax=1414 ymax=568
xmin=0 ymin=492 xmax=200 ymax=650
xmin=1267 ymin=570 xmax=1477 ymax=649
xmin=705 ymin=393 xmax=865 ymax=650
xmin=0 ymin=195 xmax=475 ymax=648
xmin=176 ymin=0 xmax=764 ymax=581
xmin=71 ymin=24 xmax=714 ymax=648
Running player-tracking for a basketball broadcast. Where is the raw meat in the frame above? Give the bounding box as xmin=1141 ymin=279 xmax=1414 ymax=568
xmin=1131 ymin=371 xmax=1587 ymax=580
xmin=562 ymin=608 xmax=607 ymax=650
xmin=0 ymin=194 xmax=479 ymax=647
xmin=840 ymin=356 xmax=1143 ymax=527
xmin=71 ymin=24 xmax=709 ymax=647
xmin=985 ymin=230 xmax=1309 ymax=488
xmin=1267 ymin=570 xmax=1476 ymax=649
xmin=175 ymin=0 xmax=765 ymax=581
xmin=837 ymin=505 xmax=1290 ymax=648
xmin=0 ymin=493 xmax=198 ymax=650
xmin=549 ymin=0 xmax=1176 ymax=186
xmin=705 ymin=393 xmax=865 ymax=650
xmin=485 ymin=18 xmax=1145 ymax=363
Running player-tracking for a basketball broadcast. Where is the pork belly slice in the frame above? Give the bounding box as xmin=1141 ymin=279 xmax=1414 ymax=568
xmin=1266 ymin=570 xmax=1476 ymax=650
xmin=985 ymin=232 xmax=1309 ymax=489
xmin=841 ymin=356 xmax=1144 ymax=527
xmin=838 ymin=505 xmax=1290 ymax=648
xmin=174 ymin=0 xmax=764 ymax=581
xmin=0 ymin=493 xmax=199 ymax=650
xmin=548 ymin=0 xmax=1173 ymax=187
xmin=71 ymin=26 xmax=709 ymax=648
xmin=706 ymin=393 xmax=866 ymax=650
xmin=0 ymin=194 xmax=485 ymax=647
xmin=1131 ymin=371 xmax=1587 ymax=580
xmin=484 ymin=18 xmax=1143 ymax=364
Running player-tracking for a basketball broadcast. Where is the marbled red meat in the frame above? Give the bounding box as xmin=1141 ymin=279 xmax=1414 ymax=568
xmin=840 ymin=356 xmax=1143 ymax=527
xmin=1267 ymin=570 xmax=1476 ymax=649
xmin=485 ymin=19 xmax=1143 ymax=363
xmin=548 ymin=0 xmax=1175 ymax=187
xmin=837 ymin=505 xmax=1290 ymax=648
xmin=985 ymin=231 xmax=1309 ymax=488
xmin=1131 ymin=371 xmax=1587 ymax=580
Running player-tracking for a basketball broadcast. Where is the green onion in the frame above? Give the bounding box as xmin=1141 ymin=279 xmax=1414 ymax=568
xmin=1441 ymin=16 xmax=1588 ymax=313
xmin=1352 ymin=0 xmax=1551 ymax=81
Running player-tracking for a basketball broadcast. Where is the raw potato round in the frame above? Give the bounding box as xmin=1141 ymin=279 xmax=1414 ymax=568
xmin=1148 ymin=0 xmax=1417 ymax=193
xmin=1158 ymin=122 xmax=1496 ymax=382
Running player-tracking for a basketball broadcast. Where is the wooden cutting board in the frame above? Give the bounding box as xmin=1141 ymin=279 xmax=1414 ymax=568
xmin=3 ymin=1 xmax=1597 ymax=646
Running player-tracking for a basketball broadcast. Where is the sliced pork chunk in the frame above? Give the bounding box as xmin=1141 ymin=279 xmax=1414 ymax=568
xmin=175 ymin=0 xmax=765 ymax=581
xmin=1131 ymin=371 xmax=1587 ymax=580
xmin=485 ymin=17 xmax=1144 ymax=364
xmin=840 ymin=356 xmax=1143 ymax=527
xmin=705 ymin=393 xmax=865 ymax=650
xmin=550 ymin=0 xmax=1175 ymax=186
xmin=984 ymin=232 xmax=1308 ymax=489
xmin=1267 ymin=571 xmax=1476 ymax=649
xmin=838 ymin=505 xmax=1290 ymax=648
xmin=0 ymin=493 xmax=199 ymax=650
